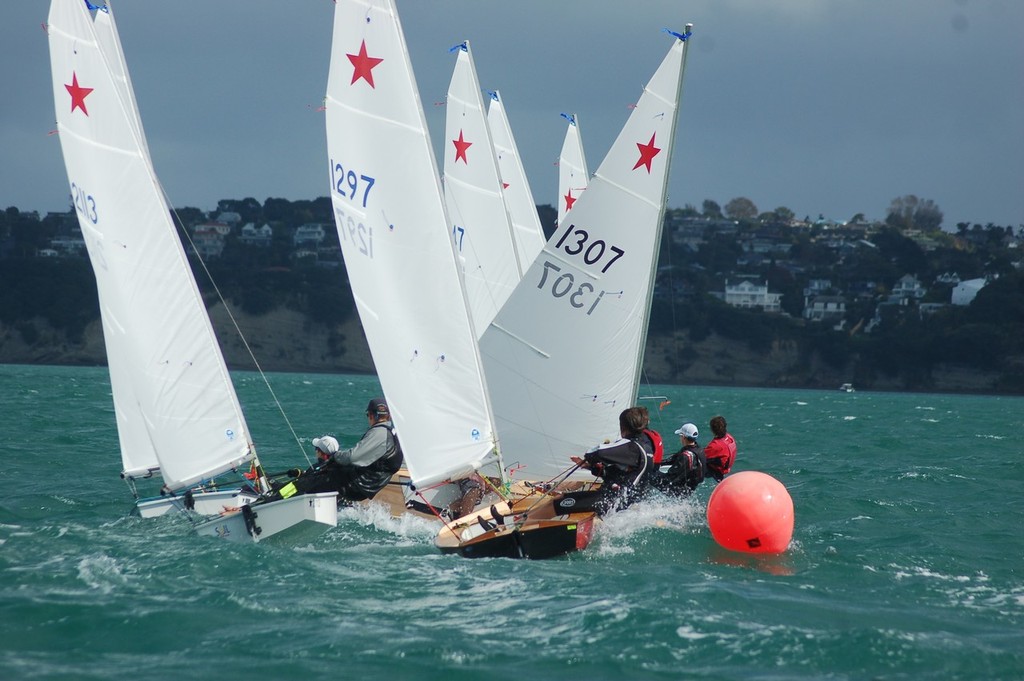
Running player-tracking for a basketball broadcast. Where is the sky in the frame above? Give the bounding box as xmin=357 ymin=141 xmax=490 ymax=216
xmin=4 ymin=0 xmax=1022 ymax=230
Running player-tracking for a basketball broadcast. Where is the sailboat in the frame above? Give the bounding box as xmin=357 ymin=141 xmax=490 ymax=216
xmin=325 ymin=0 xmax=595 ymax=558
xmin=557 ymin=112 xmax=589 ymax=227
xmin=443 ymin=41 xmax=523 ymax=335
xmin=487 ymin=90 xmax=546 ymax=273
xmin=478 ymin=23 xmax=695 ymax=484
xmin=47 ymin=0 xmax=337 ymax=542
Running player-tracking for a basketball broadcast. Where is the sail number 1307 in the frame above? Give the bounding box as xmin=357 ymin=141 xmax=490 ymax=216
xmin=553 ymin=223 xmax=625 ymax=273
xmin=537 ymin=261 xmax=606 ymax=315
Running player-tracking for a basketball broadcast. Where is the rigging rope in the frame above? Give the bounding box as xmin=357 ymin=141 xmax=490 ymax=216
xmin=166 ymin=203 xmax=314 ymax=471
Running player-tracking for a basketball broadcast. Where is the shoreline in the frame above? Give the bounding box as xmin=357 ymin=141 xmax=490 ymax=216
xmin=2 ymin=309 xmax=1016 ymax=396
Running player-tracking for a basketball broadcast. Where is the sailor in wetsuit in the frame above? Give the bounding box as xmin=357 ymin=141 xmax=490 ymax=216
xmin=262 ymin=397 xmax=403 ymax=505
xmin=556 ymin=406 xmax=653 ymax=516
xmin=650 ymin=422 xmax=706 ymax=496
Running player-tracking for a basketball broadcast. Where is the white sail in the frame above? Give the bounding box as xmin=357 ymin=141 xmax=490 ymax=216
xmin=48 ymin=0 xmax=254 ymax=491
xmin=325 ymin=0 xmax=497 ymax=488
xmin=557 ymin=113 xmax=589 ymax=227
xmin=480 ymin=27 xmax=694 ymax=481
xmin=487 ymin=90 xmax=546 ymax=274
xmin=443 ymin=42 xmax=521 ymax=336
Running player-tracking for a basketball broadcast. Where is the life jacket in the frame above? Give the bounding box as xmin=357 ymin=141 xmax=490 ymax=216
xmin=645 ymin=428 xmax=665 ymax=464
xmin=368 ymin=422 xmax=403 ymax=475
xmin=673 ymin=446 xmax=705 ymax=490
xmin=340 ymin=422 xmax=404 ymax=501
xmin=653 ymin=443 xmax=705 ymax=494
xmin=705 ymin=434 xmax=736 ymax=481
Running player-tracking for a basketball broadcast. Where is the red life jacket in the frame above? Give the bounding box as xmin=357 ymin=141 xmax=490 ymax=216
xmin=645 ymin=429 xmax=665 ymax=464
xmin=705 ymin=434 xmax=737 ymax=479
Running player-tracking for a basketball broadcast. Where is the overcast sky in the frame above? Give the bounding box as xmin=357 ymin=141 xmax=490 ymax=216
xmin=4 ymin=0 xmax=1022 ymax=229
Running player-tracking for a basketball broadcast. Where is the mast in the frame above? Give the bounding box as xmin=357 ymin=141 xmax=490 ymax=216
xmin=630 ymin=24 xmax=694 ymax=404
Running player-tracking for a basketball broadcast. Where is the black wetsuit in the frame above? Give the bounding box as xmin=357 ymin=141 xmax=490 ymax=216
xmin=555 ymin=433 xmax=652 ymax=516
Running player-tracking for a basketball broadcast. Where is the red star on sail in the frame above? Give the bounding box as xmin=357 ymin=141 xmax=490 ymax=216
xmin=564 ymin=191 xmax=577 ymax=212
xmin=65 ymin=72 xmax=94 ymax=115
xmin=347 ymin=40 xmax=383 ymax=88
xmin=452 ymin=130 xmax=472 ymax=164
xmin=633 ymin=132 xmax=661 ymax=173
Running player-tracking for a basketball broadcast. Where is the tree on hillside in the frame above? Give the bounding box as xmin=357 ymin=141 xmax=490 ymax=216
xmin=871 ymin=227 xmax=927 ymax=276
xmin=172 ymin=206 xmax=205 ymax=229
xmin=886 ymin=194 xmax=943 ymax=232
xmin=724 ymin=197 xmax=758 ymax=222
xmin=698 ymin=234 xmax=743 ymax=274
xmin=217 ymin=197 xmax=262 ymax=223
xmin=772 ymin=206 xmax=795 ymax=224
xmin=702 ymin=199 xmax=723 ymax=219
xmin=536 ymin=204 xmax=557 ymax=239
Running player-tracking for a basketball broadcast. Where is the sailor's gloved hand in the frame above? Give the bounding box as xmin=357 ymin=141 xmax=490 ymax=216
xmin=287 ymin=468 xmax=302 ymax=478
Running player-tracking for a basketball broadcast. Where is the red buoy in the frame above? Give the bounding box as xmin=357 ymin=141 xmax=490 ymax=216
xmin=707 ymin=471 xmax=794 ymax=554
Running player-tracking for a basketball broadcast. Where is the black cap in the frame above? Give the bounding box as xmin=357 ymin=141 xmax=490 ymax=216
xmin=366 ymin=397 xmax=389 ymax=416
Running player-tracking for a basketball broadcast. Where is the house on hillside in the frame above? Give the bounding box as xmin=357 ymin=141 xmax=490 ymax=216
xmin=195 ymin=221 xmax=232 ymax=237
xmin=951 ymin=278 xmax=987 ymax=306
xmin=191 ymin=225 xmax=225 ymax=258
xmin=293 ymin=223 xmax=327 ymax=248
xmin=240 ymin=222 xmax=273 ymax=246
xmin=891 ymin=273 xmax=926 ymax=301
xmin=215 ymin=211 xmax=242 ymax=226
xmin=722 ymin=279 xmax=782 ymax=313
xmin=803 ymin=295 xmax=847 ymax=323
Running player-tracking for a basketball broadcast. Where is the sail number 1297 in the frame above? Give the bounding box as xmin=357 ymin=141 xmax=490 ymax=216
xmin=330 ymin=159 xmax=375 ymax=208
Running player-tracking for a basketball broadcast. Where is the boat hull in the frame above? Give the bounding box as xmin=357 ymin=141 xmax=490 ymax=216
xmin=193 ymin=492 xmax=338 ymax=544
xmin=135 ymin=488 xmax=258 ymax=518
xmin=435 ymin=497 xmax=597 ymax=559
xmin=366 ymin=470 xmax=465 ymax=520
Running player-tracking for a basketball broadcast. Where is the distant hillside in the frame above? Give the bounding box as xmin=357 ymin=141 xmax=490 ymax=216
xmin=0 ymin=303 xmax=1008 ymax=395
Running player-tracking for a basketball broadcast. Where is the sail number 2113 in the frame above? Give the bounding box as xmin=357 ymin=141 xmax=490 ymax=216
xmin=70 ymin=182 xmax=98 ymax=224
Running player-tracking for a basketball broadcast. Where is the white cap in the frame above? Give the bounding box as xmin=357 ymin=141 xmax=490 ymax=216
xmin=312 ymin=435 xmax=339 ymax=454
xmin=674 ymin=423 xmax=699 ymax=440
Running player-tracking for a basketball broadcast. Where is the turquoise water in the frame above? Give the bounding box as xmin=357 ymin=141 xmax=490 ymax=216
xmin=1 ymin=363 xmax=1021 ymax=680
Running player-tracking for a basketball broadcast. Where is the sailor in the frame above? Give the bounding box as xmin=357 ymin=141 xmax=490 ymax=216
xmin=326 ymin=397 xmax=404 ymax=501
xmin=703 ymin=415 xmax=737 ymax=481
xmin=557 ymin=406 xmax=653 ymax=516
xmin=260 ymin=398 xmax=403 ymax=505
xmin=651 ymin=422 xmax=706 ymax=495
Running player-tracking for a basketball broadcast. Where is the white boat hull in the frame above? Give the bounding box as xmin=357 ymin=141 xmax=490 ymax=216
xmin=193 ymin=492 xmax=338 ymax=544
xmin=135 ymin=488 xmax=259 ymax=518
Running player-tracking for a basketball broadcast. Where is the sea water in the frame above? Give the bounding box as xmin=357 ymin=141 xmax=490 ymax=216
xmin=1 ymin=363 xmax=1021 ymax=680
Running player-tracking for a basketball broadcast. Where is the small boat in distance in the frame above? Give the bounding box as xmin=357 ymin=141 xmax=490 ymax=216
xmin=839 ymin=383 xmax=855 ymax=393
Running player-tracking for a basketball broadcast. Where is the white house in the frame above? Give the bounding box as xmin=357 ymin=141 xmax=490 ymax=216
xmin=951 ymin=278 xmax=987 ymax=306
xmin=803 ymin=295 xmax=847 ymax=322
xmin=195 ymin=221 xmax=232 ymax=237
xmin=215 ymin=211 xmax=242 ymax=225
xmin=892 ymin=274 xmax=926 ymax=300
xmin=723 ymin=279 xmax=782 ymax=312
xmin=191 ymin=225 xmax=225 ymax=258
xmin=293 ymin=223 xmax=326 ymax=247
xmin=240 ymin=222 xmax=273 ymax=246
